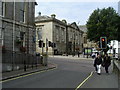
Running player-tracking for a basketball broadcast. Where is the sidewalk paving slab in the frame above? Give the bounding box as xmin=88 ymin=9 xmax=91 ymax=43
xmin=81 ymin=64 xmax=119 ymax=88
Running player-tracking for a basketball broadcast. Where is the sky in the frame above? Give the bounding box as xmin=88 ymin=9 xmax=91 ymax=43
xmin=35 ymin=0 xmax=119 ymax=25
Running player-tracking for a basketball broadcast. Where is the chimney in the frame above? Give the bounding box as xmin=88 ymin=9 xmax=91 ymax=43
xmin=51 ymin=14 xmax=56 ymax=18
xmin=62 ymin=19 xmax=67 ymax=24
xmin=38 ymin=12 xmax=41 ymax=16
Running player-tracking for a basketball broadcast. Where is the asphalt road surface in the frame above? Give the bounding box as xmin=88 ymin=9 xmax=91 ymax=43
xmin=2 ymin=57 xmax=94 ymax=88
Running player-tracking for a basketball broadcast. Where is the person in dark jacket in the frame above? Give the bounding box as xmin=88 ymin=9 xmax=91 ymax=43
xmin=103 ymin=54 xmax=111 ymax=74
xmin=94 ymin=54 xmax=102 ymax=75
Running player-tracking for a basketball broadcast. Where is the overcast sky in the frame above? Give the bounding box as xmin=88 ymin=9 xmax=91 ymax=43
xmin=35 ymin=0 xmax=119 ymax=25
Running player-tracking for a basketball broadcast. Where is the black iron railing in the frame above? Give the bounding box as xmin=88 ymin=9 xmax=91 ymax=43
xmin=2 ymin=50 xmax=42 ymax=72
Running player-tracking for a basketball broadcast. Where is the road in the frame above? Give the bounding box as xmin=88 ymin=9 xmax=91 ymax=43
xmin=2 ymin=57 xmax=94 ymax=88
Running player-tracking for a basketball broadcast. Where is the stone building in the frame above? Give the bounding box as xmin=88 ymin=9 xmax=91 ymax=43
xmin=1 ymin=1 xmax=37 ymax=54
xmin=35 ymin=14 xmax=67 ymax=55
xmin=79 ymin=25 xmax=96 ymax=49
xmin=67 ymin=22 xmax=83 ymax=55
xmin=35 ymin=14 xmax=84 ymax=55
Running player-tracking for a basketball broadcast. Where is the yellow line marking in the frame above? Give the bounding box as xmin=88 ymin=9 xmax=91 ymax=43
xmin=75 ymin=71 xmax=94 ymax=90
xmin=0 ymin=67 xmax=57 ymax=83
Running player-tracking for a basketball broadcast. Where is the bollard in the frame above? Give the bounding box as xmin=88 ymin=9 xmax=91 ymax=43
xmin=36 ymin=56 xmax=37 ymax=69
xmin=24 ymin=60 xmax=26 ymax=71
xmin=32 ymin=55 xmax=34 ymax=69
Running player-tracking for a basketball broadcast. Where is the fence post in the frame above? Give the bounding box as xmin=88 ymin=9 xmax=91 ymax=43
xmin=36 ymin=56 xmax=37 ymax=69
xmin=32 ymin=55 xmax=33 ymax=69
xmin=24 ymin=53 xmax=26 ymax=71
xmin=12 ymin=51 xmax=15 ymax=71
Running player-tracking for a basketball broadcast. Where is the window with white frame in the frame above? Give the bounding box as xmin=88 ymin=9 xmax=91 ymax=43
xmin=55 ymin=25 xmax=59 ymax=41
xmin=76 ymin=34 xmax=78 ymax=44
xmin=61 ymin=27 xmax=65 ymax=42
xmin=20 ymin=2 xmax=25 ymax=22
xmin=72 ymin=32 xmax=74 ymax=40
xmin=37 ymin=28 xmax=42 ymax=40
xmin=78 ymin=34 xmax=81 ymax=45
xmin=37 ymin=26 xmax=43 ymax=40
xmin=69 ymin=30 xmax=72 ymax=41
xmin=20 ymin=31 xmax=25 ymax=47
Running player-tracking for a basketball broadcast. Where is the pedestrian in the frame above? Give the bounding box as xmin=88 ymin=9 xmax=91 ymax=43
xmin=72 ymin=52 xmax=75 ymax=57
xmin=94 ymin=54 xmax=102 ymax=75
xmin=102 ymin=54 xmax=111 ymax=74
xmin=92 ymin=52 xmax=96 ymax=59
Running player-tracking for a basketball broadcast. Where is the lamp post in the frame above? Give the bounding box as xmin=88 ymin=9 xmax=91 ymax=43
xmin=12 ymin=0 xmax=16 ymax=71
xmin=13 ymin=0 xmax=16 ymax=52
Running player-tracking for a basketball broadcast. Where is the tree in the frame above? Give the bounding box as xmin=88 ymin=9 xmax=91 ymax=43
xmin=86 ymin=7 xmax=119 ymax=43
xmin=117 ymin=16 xmax=120 ymax=41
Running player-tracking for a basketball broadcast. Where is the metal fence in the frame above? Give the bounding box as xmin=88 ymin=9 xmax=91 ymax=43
xmin=2 ymin=50 xmax=42 ymax=72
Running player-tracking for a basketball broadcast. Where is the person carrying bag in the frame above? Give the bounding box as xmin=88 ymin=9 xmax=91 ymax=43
xmin=102 ymin=54 xmax=111 ymax=74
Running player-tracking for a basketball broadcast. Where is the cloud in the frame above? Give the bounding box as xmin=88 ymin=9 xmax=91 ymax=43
xmin=2 ymin=0 xmax=119 ymax=2
xmin=35 ymin=2 xmax=118 ymax=25
xmin=36 ymin=0 xmax=119 ymax=2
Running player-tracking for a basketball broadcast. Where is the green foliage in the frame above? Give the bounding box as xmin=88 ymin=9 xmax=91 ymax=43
xmin=86 ymin=7 xmax=120 ymax=43
xmin=117 ymin=16 xmax=120 ymax=41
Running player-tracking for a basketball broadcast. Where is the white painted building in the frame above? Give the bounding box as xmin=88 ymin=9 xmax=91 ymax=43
xmin=107 ymin=40 xmax=120 ymax=59
xmin=107 ymin=40 xmax=119 ymax=53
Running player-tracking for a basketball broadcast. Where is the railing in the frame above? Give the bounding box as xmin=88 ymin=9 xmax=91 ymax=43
xmin=2 ymin=50 xmax=42 ymax=72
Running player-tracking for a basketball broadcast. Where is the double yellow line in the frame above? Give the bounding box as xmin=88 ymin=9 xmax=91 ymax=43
xmin=0 ymin=67 xmax=57 ymax=83
xmin=75 ymin=71 xmax=94 ymax=90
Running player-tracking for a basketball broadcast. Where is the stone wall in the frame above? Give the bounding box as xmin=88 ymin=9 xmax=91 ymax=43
xmin=113 ymin=60 xmax=120 ymax=89
xmin=1 ymin=2 xmax=36 ymax=54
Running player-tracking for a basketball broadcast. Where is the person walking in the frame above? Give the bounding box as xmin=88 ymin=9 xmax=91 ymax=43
xmin=92 ymin=52 xmax=96 ymax=59
xmin=94 ymin=54 xmax=102 ymax=75
xmin=78 ymin=50 xmax=80 ymax=57
xmin=102 ymin=54 xmax=111 ymax=74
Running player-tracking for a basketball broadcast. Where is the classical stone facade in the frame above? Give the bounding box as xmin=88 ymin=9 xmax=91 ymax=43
xmin=1 ymin=1 xmax=37 ymax=54
xmin=67 ymin=22 xmax=83 ymax=55
xmin=35 ymin=15 xmax=83 ymax=55
xmin=79 ymin=25 xmax=96 ymax=49
xmin=35 ymin=15 xmax=67 ymax=55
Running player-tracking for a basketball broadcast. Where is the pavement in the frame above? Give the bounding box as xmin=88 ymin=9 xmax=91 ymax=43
xmin=49 ymin=54 xmax=93 ymax=60
xmin=81 ymin=63 xmax=119 ymax=88
xmin=1 ymin=63 xmax=56 ymax=81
